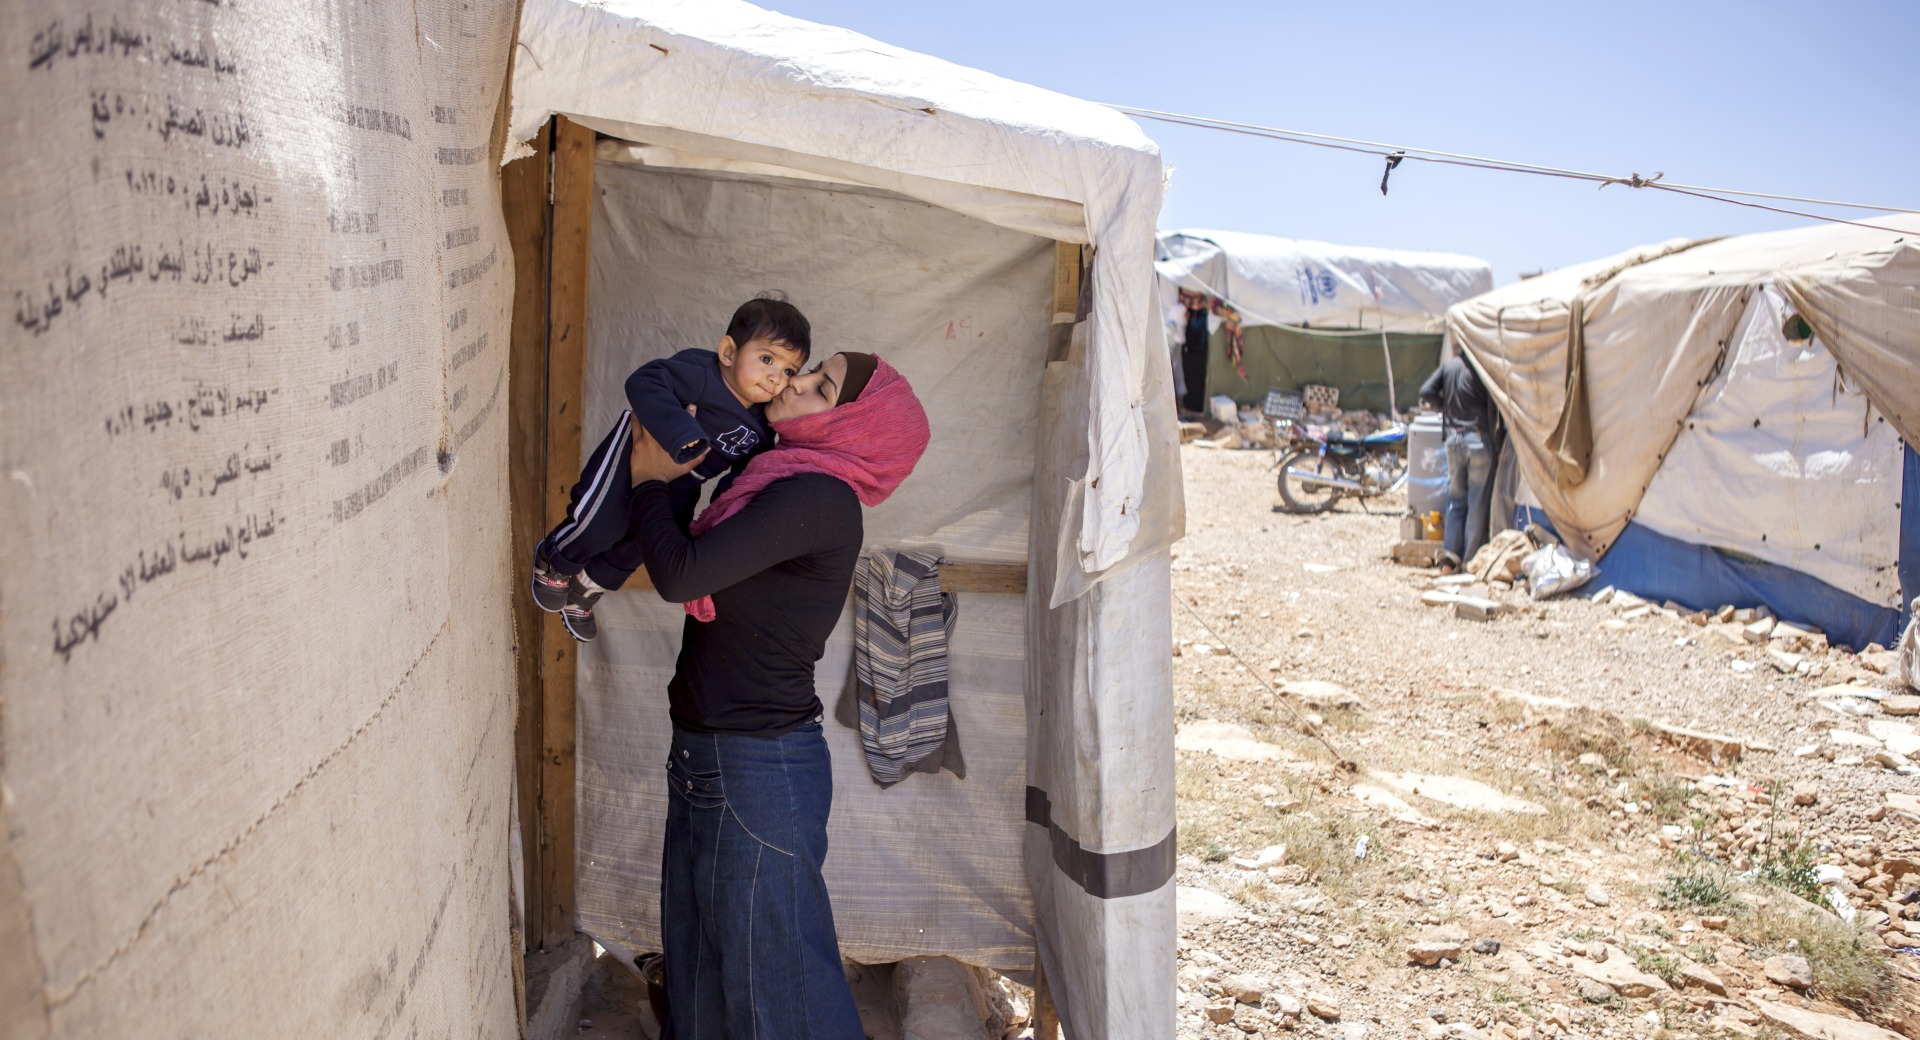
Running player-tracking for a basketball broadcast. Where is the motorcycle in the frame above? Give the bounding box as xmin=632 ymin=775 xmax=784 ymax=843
xmin=1272 ymin=419 xmax=1408 ymax=514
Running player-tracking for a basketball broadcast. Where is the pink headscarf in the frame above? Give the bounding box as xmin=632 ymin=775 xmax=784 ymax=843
xmin=682 ymin=354 xmax=930 ymax=621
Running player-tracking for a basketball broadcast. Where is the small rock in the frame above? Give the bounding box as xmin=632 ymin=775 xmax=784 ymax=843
xmin=1496 ymin=842 xmax=1519 ymax=862
xmin=1791 ymin=782 xmax=1819 ymax=806
xmin=1206 ymin=1001 xmax=1238 ymax=1024
xmin=1584 ymin=884 xmax=1611 ymax=907
xmin=1571 ymin=947 xmax=1668 ymax=997
xmin=1306 ymin=992 xmax=1341 ymax=1020
xmin=1676 ymin=959 xmax=1728 ymax=996
xmin=1407 ymin=941 xmax=1466 ymax=966
xmin=1752 ymin=998 xmax=1908 ymax=1040
xmin=1577 ymin=979 xmax=1615 ymax=1003
xmin=1763 ymin=953 xmax=1814 ymax=990
xmin=1701 ymin=915 xmax=1729 ymax=930
xmin=1743 ymin=618 xmax=1776 ymax=643
xmin=1329 ymin=933 xmax=1352 ymax=948
xmin=1271 ymin=993 xmax=1303 ymax=1020
xmin=1882 ymin=694 xmax=1920 ymax=716
xmin=1767 ymin=645 xmax=1804 ymax=673
xmin=1222 ymin=974 xmax=1264 ymax=1005
xmin=1280 ymin=679 xmax=1367 ymax=709
xmin=1472 ymin=938 xmax=1501 ymax=955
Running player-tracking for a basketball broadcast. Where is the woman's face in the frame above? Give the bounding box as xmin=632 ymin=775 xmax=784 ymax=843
xmin=765 ymin=352 xmax=847 ymax=422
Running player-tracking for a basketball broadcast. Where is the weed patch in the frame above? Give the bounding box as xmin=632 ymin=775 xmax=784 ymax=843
xmin=1658 ymin=870 xmax=1737 ymax=915
xmin=1733 ymin=897 xmax=1897 ymax=1018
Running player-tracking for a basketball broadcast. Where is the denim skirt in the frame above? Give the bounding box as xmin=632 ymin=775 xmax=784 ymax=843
xmin=659 ymin=720 xmax=863 ymax=1040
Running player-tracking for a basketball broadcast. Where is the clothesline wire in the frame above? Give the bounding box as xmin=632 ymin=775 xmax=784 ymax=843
xmin=1106 ymin=103 xmax=1920 ymax=213
xmin=1106 ymin=104 xmax=1920 ymax=235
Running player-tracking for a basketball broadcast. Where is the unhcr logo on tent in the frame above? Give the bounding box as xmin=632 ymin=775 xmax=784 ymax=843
xmin=1297 ymin=266 xmax=1338 ymax=305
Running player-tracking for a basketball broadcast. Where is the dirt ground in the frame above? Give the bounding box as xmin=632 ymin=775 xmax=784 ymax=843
xmin=1167 ymin=443 xmax=1920 ymax=1040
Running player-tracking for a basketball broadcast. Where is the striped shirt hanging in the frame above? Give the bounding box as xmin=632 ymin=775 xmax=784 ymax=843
xmin=846 ymin=550 xmax=961 ymax=788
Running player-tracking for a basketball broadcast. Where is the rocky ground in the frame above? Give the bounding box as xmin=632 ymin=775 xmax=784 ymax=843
xmin=1167 ymin=443 xmax=1919 ymax=1040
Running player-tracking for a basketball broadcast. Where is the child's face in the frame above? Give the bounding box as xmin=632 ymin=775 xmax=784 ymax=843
xmin=718 ymin=335 xmax=805 ymax=405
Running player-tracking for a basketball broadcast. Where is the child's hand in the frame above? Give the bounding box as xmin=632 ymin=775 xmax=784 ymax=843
xmin=630 ymin=411 xmax=707 ymax=484
xmin=679 ymin=405 xmax=702 ymax=455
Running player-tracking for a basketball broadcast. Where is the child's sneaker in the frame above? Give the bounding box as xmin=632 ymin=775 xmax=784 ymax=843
xmin=530 ymin=546 xmax=572 ymax=613
xmin=561 ymin=577 xmax=604 ymax=642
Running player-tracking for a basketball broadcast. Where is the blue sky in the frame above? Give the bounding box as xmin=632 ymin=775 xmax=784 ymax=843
xmin=766 ymin=0 xmax=1918 ymax=284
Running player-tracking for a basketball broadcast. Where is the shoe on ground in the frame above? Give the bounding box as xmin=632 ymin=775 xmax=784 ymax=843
xmin=530 ymin=546 xmax=572 ymax=613
xmin=561 ymin=577 xmax=604 ymax=642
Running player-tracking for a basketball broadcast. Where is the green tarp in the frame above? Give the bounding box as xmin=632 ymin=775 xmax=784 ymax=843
xmin=1205 ymin=325 xmax=1442 ymax=413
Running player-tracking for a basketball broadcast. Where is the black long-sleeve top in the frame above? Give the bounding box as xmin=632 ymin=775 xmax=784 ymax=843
xmin=631 ymin=472 xmax=863 ymax=735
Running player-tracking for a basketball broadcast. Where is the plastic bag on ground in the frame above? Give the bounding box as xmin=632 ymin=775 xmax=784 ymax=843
xmin=1522 ymin=543 xmax=1595 ymax=600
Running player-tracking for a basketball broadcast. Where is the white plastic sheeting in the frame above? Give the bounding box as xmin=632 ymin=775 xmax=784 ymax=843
xmin=1634 ymin=286 xmax=1905 ymax=608
xmin=509 ymin=0 xmax=1171 ymax=575
xmin=1 ymin=1 xmax=520 ymax=1036
xmin=576 ymin=161 xmax=1048 ymax=974
xmin=1156 ymin=228 xmax=1493 ymax=332
xmin=1449 ymin=217 xmax=1920 ymax=559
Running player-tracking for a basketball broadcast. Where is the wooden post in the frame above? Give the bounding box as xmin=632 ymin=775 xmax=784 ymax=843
xmin=1047 ymin=241 xmax=1084 ymax=363
xmin=536 ymin=115 xmax=595 ymax=950
xmin=502 ymin=120 xmax=553 ymax=955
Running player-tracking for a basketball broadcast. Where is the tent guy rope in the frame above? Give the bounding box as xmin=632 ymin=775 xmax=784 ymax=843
xmin=1106 ymin=103 xmax=1920 ymax=235
xmin=1173 ymin=594 xmax=1358 ymax=772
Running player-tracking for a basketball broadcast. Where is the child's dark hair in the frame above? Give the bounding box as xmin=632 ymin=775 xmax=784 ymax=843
xmin=726 ymin=292 xmax=811 ymax=361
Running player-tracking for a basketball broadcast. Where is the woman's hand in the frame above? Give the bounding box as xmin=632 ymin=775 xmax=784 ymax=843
xmin=629 ymin=408 xmax=708 ymax=485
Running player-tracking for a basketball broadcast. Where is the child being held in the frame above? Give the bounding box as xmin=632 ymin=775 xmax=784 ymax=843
xmin=530 ymin=294 xmax=810 ymax=641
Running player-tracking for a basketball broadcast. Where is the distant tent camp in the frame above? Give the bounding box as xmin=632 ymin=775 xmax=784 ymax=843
xmin=1155 ymin=229 xmax=1493 ymax=413
xmin=1449 ymin=218 xmax=1920 ymax=649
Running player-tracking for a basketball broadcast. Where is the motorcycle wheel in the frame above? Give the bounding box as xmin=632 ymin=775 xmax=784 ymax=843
xmin=1276 ymin=449 xmax=1343 ymax=514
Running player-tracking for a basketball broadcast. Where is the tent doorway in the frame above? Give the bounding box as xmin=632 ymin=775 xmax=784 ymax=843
xmin=1179 ymin=297 xmax=1210 ymax=413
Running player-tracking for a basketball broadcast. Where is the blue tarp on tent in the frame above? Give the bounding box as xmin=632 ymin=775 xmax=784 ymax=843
xmin=1516 ymin=443 xmax=1916 ymax=651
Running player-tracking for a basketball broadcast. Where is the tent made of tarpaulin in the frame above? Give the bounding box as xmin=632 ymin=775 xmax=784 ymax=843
xmin=1155 ymin=229 xmax=1493 ymax=408
xmin=507 ymin=1 xmax=1184 ymax=1036
xmin=1450 ymin=218 xmax=1920 ymax=649
xmin=1 ymin=2 xmax=522 ymax=1037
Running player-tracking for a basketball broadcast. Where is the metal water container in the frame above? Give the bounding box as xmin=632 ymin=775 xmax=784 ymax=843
xmin=1407 ymin=413 xmax=1448 ymax=517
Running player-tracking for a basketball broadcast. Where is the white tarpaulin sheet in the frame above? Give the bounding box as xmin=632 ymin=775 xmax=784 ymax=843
xmin=1156 ymin=228 xmax=1493 ymax=332
xmin=576 ymin=160 xmax=1047 ymax=974
xmin=1635 ymin=285 xmax=1905 ymax=607
xmin=1 ymin=1 xmax=520 ymax=1036
xmin=1450 ymin=217 xmax=1920 ymax=559
xmin=509 ymin=0 xmax=1171 ymax=575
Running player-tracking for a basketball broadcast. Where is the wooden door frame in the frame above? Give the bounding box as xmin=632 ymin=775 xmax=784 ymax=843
xmin=503 ymin=114 xmax=594 ymax=954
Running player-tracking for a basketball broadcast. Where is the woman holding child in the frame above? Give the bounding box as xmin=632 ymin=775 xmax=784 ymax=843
xmin=627 ymin=347 xmax=931 ymax=1040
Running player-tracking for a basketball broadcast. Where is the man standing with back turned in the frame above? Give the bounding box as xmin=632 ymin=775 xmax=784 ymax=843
xmin=1419 ymin=352 xmax=1500 ymax=573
